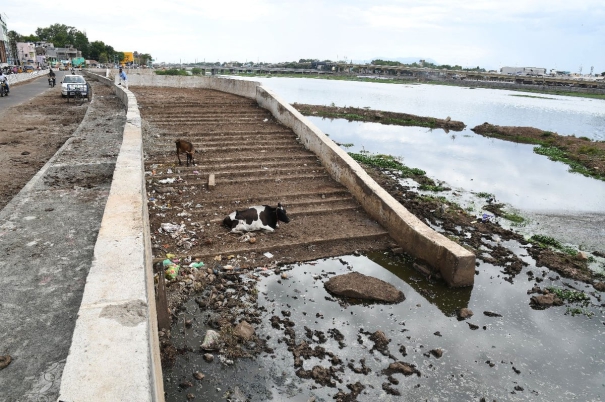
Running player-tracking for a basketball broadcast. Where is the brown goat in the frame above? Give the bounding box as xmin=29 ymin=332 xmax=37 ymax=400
xmin=175 ymin=139 xmax=195 ymax=166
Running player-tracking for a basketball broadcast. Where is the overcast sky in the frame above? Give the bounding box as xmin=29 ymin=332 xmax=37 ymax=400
xmin=4 ymin=0 xmax=604 ymax=72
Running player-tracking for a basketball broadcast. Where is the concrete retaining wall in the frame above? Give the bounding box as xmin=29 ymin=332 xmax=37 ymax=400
xmin=121 ymin=73 xmax=260 ymax=99
xmin=6 ymin=69 xmax=49 ymax=85
xmin=59 ymin=72 xmax=164 ymax=402
xmin=255 ymin=86 xmax=476 ymax=287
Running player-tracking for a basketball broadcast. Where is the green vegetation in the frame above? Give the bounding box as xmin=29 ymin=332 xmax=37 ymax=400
xmin=155 ymin=69 xmax=189 ymax=76
xmin=191 ymin=68 xmax=204 ymax=75
xmin=9 ymin=23 xmax=152 ymax=66
xmin=530 ymin=234 xmax=562 ymax=249
xmin=509 ymin=94 xmax=555 ymax=100
xmin=565 ymin=307 xmax=594 ymax=317
xmin=547 ymin=287 xmax=590 ymax=305
xmin=533 ymin=145 xmax=598 ymax=179
xmin=476 ymin=192 xmax=494 ymax=198
xmin=302 ymin=109 xmax=439 ymax=129
xmin=348 ymin=152 xmax=450 ymax=192
xmin=348 ymin=153 xmax=425 ymax=176
xmin=502 ymin=212 xmax=525 ymax=224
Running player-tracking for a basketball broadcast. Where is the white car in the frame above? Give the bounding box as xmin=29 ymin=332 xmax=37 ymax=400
xmin=61 ymin=75 xmax=88 ymax=98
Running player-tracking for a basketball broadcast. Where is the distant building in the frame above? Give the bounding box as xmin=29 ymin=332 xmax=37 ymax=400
xmin=500 ymin=66 xmax=546 ymax=76
xmin=17 ymin=42 xmax=36 ymax=65
xmin=0 ymin=13 xmax=10 ymax=66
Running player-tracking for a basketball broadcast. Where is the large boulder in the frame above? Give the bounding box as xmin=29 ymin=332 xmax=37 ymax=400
xmin=324 ymin=272 xmax=404 ymax=303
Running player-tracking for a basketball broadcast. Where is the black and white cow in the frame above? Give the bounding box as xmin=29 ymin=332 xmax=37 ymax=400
xmin=223 ymin=203 xmax=290 ymax=233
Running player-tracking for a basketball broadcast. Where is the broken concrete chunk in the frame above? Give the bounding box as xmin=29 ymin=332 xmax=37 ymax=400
xmin=324 ymin=272 xmax=405 ymax=303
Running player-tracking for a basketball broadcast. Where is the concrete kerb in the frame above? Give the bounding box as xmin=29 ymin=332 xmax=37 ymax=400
xmin=58 ymin=76 xmax=165 ymax=401
xmin=6 ymin=69 xmax=49 ymax=86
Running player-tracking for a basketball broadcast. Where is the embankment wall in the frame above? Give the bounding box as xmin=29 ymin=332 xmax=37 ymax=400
xmin=59 ymin=72 xmax=164 ymax=402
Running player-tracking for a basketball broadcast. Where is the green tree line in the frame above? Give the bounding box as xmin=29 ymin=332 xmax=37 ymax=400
xmin=8 ymin=23 xmax=152 ymax=65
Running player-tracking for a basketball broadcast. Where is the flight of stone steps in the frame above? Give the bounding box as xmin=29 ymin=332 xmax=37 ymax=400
xmin=134 ymin=87 xmax=394 ymax=267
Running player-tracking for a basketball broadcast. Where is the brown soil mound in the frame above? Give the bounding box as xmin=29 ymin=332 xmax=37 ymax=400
xmin=472 ymin=123 xmax=605 ymax=181
xmin=293 ymin=103 xmax=466 ymax=131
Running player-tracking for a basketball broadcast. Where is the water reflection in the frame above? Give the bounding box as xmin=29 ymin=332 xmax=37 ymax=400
xmin=237 ymin=76 xmax=605 ymax=141
xmin=308 ymin=116 xmax=605 ymax=213
xmin=365 ymin=251 xmax=472 ymax=317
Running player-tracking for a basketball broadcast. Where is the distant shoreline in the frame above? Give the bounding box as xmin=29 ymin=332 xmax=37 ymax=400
xmin=224 ymin=72 xmax=605 ymax=100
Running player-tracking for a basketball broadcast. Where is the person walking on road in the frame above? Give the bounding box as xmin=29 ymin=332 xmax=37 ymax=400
xmin=0 ymin=71 xmax=10 ymax=94
xmin=119 ymin=67 xmax=128 ymax=89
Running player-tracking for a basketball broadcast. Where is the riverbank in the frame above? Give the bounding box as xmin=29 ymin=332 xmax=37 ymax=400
xmin=226 ymin=72 xmax=605 ymax=100
xmin=292 ymin=103 xmax=465 ymax=131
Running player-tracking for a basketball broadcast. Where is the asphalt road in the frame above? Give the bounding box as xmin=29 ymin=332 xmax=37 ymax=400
xmin=1 ymin=72 xmax=69 ymax=108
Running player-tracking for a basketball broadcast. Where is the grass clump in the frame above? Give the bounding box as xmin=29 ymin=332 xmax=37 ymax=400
xmin=547 ymin=286 xmax=590 ymax=305
xmin=529 ymin=234 xmax=562 ymax=249
xmin=348 ymin=153 xmax=425 ymax=176
xmin=155 ymin=69 xmax=189 ymax=76
xmin=503 ymin=212 xmax=525 ymax=224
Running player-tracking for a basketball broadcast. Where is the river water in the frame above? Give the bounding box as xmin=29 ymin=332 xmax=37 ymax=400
xmin=162 ymin=78 xmax=605 ymax=401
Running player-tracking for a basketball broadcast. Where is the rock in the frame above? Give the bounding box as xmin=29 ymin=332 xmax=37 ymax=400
xmin=369 ymin=331 xmax=390 ymax=351
xmin=203 ymin=353 xmax=214 ymax=362
xmin=384 ymin=361 xmax=420 ymax=376
xmin=530 ymin=293 xmax=563 ymax=309
xmin=234 ymin=320 xmax=255 ymax=341
xmin=249 ymin=237 xmax=257 ymax=244
xmin=0 ymin=355 xmax=11 ymax=370
xmin=594 ymin=282 xmax=605 ymax=292
xmin=179 ymin=380 xmax=193 ymax=388
xmin=430 ymin=348 xmax=443 ymax=358
xmin=483 ymin=311 xmax=502 ymax=317
xmin=193 ymin=371 xmax=205 ymax=380
xmin=324 ymin=272 xmax=405 ymax=303
xmin=457 ymin=308 xmax=474 ymax=320
xmin=576 ymin=251 xmax=588 ymax=261
xmin=186 ymin=393 xmax=195 ymax=400
xmin=156 ymin=187 xmax=175 ymax=194
xmin=200 ymin=329 xmax=220 ymax=350
xmin=281 ymin=273 xmax=288 ymax=279
xmin=467 ymin=322 xmax=479 ymax=330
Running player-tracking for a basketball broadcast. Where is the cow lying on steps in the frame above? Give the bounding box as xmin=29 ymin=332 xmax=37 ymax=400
xmin=223 ymin=204 xmax=290 ymax=233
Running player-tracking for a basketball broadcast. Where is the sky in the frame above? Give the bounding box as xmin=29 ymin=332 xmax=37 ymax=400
xmin=3 ymin=0 xmax=605 ymax=73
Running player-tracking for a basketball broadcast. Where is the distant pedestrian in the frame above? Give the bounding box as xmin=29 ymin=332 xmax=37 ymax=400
xmin=119 ymin=67 xmax=128 ymax=89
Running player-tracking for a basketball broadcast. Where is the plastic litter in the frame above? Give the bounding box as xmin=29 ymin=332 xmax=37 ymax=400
xmin=162 ymin=259 xmax=173 ymax=267
xmin=264 ymin=252 xmax=274 ymax=259
xmin=165 ymin=264 xmax=180 ymax=280
xmin=161 ymin=223 xmax=182 ymax=233
xmin=158 ymin=178 xmax=176 ymax=184
xmin=190 ymin=262 xmax=205 ymax=269
xmin=201 ymin=330 xmax=220 ymax=350
xmin=166 ymin=253 xmax=176 ymax=259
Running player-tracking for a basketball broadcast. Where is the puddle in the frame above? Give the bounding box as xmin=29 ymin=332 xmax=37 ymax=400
xmin=163 ymin=252 xmax=605 ymax=401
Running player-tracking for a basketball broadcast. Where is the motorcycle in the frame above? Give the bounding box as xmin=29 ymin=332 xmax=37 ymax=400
xmin=48 ymin=76 xmax=56 ymax=87
xmin=0 ymin=81 xmax=8 ymax=97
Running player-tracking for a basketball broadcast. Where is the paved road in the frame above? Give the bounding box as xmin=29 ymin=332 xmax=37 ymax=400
xmin=1 ymin=72 xmax=70 ymax=108
xmin=0 ymin=78 xmax=125 ymax=402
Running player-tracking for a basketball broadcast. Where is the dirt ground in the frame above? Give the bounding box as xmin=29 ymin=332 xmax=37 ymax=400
xmin=0 ymin=83 xmax=89 ymax=211
xmin=293 ymin=103 xmax=466 ymax=131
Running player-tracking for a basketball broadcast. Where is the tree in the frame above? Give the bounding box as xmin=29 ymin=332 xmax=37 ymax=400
xmin=601 ymin=72 xmax=605 ymax=77
xmin=21 ymin=34 xmax=40 ymax=42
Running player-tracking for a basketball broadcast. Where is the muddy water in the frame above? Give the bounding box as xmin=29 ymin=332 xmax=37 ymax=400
xmin=164 ymin=253 xmax=605 ymax=401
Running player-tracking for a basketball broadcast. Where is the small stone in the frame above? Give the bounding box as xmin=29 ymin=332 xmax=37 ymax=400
xmin=457 ymin=308 xmax=474 ymax=320
xmin=593 ymin=282 xmax=605 ymax=292
xmin=179 ymin=380 xmax=193 ymax=388
xmin=249 ymin=237 xmax=257 ymax=244
xmin=185 ymin=319 xmax=193 ymax=328
xmin=467 ymin=322 xmax=479 ymax=330
xmin=281 ymin=273 xmax=288 ymax=279
xmin=430 ymin=348 xmax=443 ymax=358
xmin=234 ymin=320 xmax=255 ymax=341
xmin=576 ymin=251 xmax=588 ymax=261
xmin=203 ymin=353 xmax=214 ymax=362
xmin=0 ymin=355 xmax=11 ymax=370
xmin=186 ymin=393 xmax=195 ymax=400
xmin=193 ymin=371 xmax=205 ymax=380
